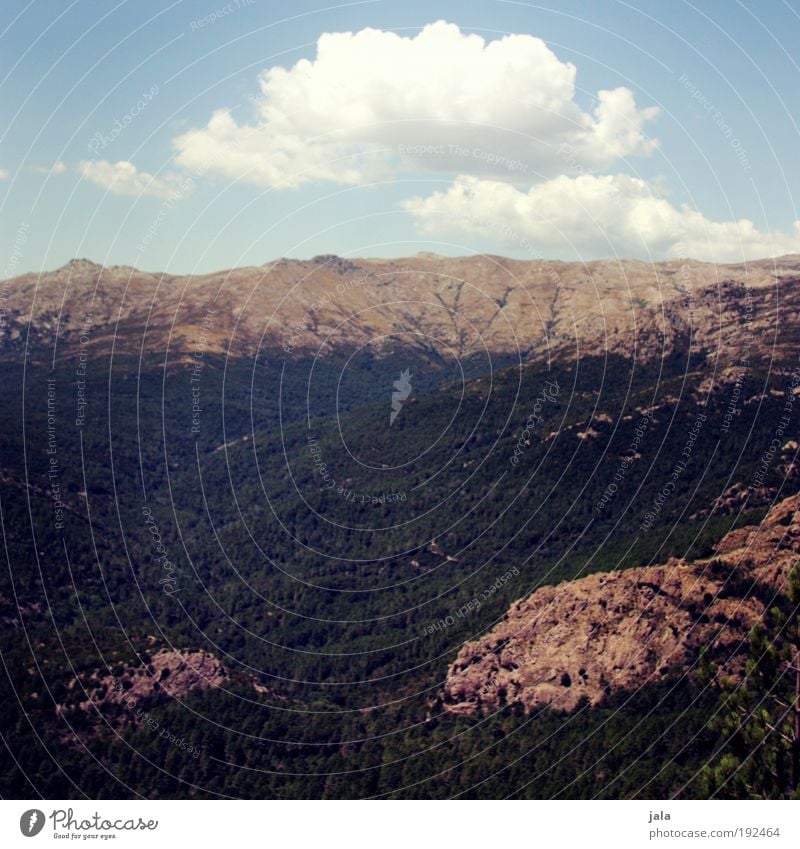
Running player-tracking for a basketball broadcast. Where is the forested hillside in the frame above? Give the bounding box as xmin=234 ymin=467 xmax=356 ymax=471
xmin=2 ymin=256 xmax=799 ymax=798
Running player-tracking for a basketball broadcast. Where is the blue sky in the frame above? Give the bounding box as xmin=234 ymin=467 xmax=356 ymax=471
xmin=1 ymin=0 xmax=799 ymax=274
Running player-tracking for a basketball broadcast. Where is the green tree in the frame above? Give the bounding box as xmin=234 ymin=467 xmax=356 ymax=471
xmin=703 ymin=563 xmax=800 ymax=798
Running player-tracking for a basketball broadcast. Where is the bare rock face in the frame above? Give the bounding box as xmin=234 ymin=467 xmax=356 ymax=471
xmin=441 ymin=495 xmax=800 ymax=715
xmin=441 ymin=565 xmax=761 ymax=714
xmin=3 ymin=254 xmax=800 ymax=364
xmin=78 ymin=649 xmax=228 ymax=714
xmin=714 ymin=493 xmax=800 ymax=588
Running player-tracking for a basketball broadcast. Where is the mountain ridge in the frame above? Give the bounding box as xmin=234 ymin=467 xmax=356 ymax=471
xmin=3 ymin=253 xmax=800 ymax=366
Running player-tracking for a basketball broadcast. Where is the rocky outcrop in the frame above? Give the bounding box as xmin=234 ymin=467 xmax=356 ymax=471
xmin=441 ymin=495 xmax=800 ymax=715
xmin=714 ymin=493 xmax=800 ymax=588
xmin=77 ymin=649 xmax=228 ymax=715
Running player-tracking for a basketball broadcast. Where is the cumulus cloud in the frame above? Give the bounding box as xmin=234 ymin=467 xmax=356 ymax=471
xmin=78 ymin=159 xmax=183 ymax=198
xmin=404 ymin=173 xmax=800 ymax=262
xmin=173 ymin=20 xmax=659 ymax=188
xmin=136 ymin=19 xmax=792 ymax=261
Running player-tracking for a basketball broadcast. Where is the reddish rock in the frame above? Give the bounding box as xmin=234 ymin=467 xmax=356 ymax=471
xmin=442 ymin=495 xmax=800 ymax=715
xmin=79 ymin=649 xmax=228 ymax=714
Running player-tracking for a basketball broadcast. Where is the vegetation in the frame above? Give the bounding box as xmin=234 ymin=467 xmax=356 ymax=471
xmin=1 ymin=341 xmax=797 ymax=798
xmin=703 ymin=563 xmax=800 ymax=798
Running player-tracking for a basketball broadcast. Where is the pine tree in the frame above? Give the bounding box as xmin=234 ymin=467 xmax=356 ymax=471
xmin=703 ymin=563 xmax=800 ymax=798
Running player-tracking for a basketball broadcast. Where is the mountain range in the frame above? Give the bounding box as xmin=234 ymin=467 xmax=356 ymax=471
xmin=1 ymin=253 xmax=799 ymax=799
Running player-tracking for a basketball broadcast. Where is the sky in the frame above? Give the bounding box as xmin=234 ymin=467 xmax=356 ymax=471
xmin=1 ymin=0 xmax=800 ymax=274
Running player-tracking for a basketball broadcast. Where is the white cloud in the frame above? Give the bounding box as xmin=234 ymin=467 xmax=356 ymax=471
xmin=173 ymin=20 xmax=659 ymax=188
xmin=78 ymin=159 xmax=183 ymax=198
xmin=0 ymin=167 xmax=8 ymax=180
xmin=404 ymin=173 xmax=800 ymax=262
xmin=29 ymin=161 xmax=67 ymax=175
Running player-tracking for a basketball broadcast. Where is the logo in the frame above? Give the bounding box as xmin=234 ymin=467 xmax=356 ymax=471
xmin=390 ymin=368 xmax=412 ymax=426
xmin=20 ymin=809 xmax=45 ymax=837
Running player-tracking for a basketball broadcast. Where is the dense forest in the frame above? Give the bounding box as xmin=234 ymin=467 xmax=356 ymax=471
xmin=1 ymin=336 xmax=797 ymax=798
